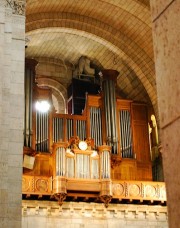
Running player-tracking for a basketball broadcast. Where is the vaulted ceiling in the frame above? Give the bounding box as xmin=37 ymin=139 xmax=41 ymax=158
xmin=25 ymin=0 xmax=157 ymax=116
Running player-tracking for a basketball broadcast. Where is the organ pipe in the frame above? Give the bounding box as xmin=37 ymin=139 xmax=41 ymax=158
xmin=53 ymin=117 xmax=64 ymax=142
xmin=76 ymin=120 xmax=86 ymax=140
xmin=52 ymin=142 xmax=68 ymax=206
xmin=24 ymin=59 xmax=37 ymax=147
xmin=98 ymin=145 xmax=112 ymax=207
xmin=67 ymin=119 xmax=73 ymax=140
xmin=53 ymin=143 xmax=68 ymax=177
xmin=119 ymin=110 xmax=133 ymax=158
xmin=101 ymin=70 xmax=119 ymax=154
xmin=98 ymin=145 xmax=111 ymax=179
xmin=35 ymin=111 xmax=49 ymax=152
xmin=90 ymin=107 xmax=102 ymax=148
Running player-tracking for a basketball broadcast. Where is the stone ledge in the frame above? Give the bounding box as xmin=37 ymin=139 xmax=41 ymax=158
xmin=22 ymin=200 xmax=168 ymax=220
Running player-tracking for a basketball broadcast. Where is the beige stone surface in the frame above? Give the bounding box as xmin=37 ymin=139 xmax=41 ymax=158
xmin=150 ymin=0 xmax=175 ymax=21
xmin=22 ymin=201 xmax=168 ymax=228
xmin=161 ymin=118 xmax=180 ymax=228
xmin=0 ymin=3 xmax=25 ymax=228
xmin=152 ymin=0 xmax=180 ymax=128
xmin=151 ymin=0 xmax=180 ymax=228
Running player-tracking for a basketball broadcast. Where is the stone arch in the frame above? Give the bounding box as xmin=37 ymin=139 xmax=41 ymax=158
xmin=36 ymin=77 xmax=67 ymax=114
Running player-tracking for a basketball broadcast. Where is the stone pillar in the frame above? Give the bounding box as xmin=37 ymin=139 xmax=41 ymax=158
xmin=150 ymin=1 xmax=180 ymax=227
xmin=0 ymin=0 xmax=25 ymax=227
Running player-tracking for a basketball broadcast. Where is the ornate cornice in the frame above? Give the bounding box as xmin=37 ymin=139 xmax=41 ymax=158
xmin=5 ymin=0 xmax=25 ymax=15
xmin=22 ymin=200 xmax=168 ymax=220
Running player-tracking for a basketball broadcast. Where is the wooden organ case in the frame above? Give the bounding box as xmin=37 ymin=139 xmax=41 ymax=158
xmin=23 ymin=67 xmax=166 ymax=206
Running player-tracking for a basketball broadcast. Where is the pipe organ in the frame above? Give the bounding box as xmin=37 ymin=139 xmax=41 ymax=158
xmin=22 ymin=68 xmax=165 ymax=207
xmin=119 ymin=109 xmax=133 ymax=158
xmin=35 ymin=111 xmax=49 ymax=152
xmin=90 ymin=107 xmax=102 ymax=147
xmin=102 ymin=70 xmax=118 ymax=154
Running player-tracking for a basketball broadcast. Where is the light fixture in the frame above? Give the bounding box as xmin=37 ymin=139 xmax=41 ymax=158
xmin=35 ymin=100 xmax=50 ymax=113
xmin=78 ymin=141 xmax=88 ymax=151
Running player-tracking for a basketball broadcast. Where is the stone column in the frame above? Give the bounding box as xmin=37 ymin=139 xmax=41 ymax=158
xmin=0 ymin=0 xmax=25 ymax=227
xmin=150 ymin=1 xmax=180 ymax=227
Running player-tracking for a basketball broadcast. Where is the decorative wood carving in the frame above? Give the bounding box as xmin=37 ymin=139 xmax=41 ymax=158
xmin=68 ymin=136 xmax=94 ymax=150
xmin=22 ymin=175 xmax=167 ymax=203
xmin=54 ymin=193 xmax=67 ymax=206
xmin=99 ymin=195 xmax=112 ymax=208
xmin=100 ymin=180 xmax=112 ymax=207
xmin=111 ymin=154 xmax=121 ymax=168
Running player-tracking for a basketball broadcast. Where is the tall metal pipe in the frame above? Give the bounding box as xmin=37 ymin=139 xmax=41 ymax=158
xmin=98 ymin=108 xmax=102 ymax=146
xmin=104 ymin=82 xmax=111 ymax=142
xmin=120 ymin=110 xmax=133 ymax=158
xmin=109 ymin=79 xmax=118 ymax=152
xmin=102 ymin=70 xmax=119 ymax=154
xmin=24 ymin=59 xmax=38 ymax=148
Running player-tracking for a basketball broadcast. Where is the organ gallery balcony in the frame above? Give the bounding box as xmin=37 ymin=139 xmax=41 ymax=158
xmin=23 ymin=68 xmax=166 ymax=207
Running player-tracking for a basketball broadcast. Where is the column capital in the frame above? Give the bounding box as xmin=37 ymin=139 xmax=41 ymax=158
xmin=5 ymin=0 xmax=25 ymax=15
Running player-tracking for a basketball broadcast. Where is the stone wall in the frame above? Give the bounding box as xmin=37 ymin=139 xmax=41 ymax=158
xmin=22 ymin=201 xmax=168 ymax=228
xmin=0 ymin=1 xmax=25 ymax=227
xmin=150 ymin=1 xmax=180 ymax=227
xmin=35 ymin=58 xmax=73 ymax=88
xmin=34 ymin=59 xmax=73 ymax=113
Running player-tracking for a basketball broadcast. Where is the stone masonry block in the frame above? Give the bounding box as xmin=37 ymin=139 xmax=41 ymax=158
xmin=9 ymin=117 xmax=23 ymax=130
xmin=8 ymin=154 xmax=23 ymax=167
xmin=10 ymin=82 xmax=24 ymax=95
xmin=7 ymin=205 xmax=22 ymax=221
xmin=0 ymin=189 xmax=8 ymax=204
xmin=9 ymin=142 xmax=23 ymax=155
xmin=8 ymin=168 xmax=22 ymax=183
xmin=150 ymin=0 xmax=174 ymax=21
xmin=152 ymin=0 xmax=180 ymax=128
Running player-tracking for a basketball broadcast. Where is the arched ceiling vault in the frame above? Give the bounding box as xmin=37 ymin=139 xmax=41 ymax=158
xmin=25 ymin=0 xmax=157 ymax=117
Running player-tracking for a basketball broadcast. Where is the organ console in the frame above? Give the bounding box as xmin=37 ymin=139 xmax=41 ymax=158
xmin=23 ymin=64 xmax=166 ymax=206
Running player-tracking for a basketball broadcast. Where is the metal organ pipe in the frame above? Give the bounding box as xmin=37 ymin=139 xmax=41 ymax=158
xmin=76 ymin=120 xmax=86 ymax=140
xmin=90 ymin=107 xmax=102 ymax=148
xmin=66 ymin=119 xmax=73 ymax=141
xmin=42 ymin=112 xmax=44 ymax=151
xmin=24 ymin=60 xmax=37 ymax=148
xmin=35 ymin=110 xmax=49 ymax=152
xmin=95 ymin=108 xmax=98 ymax=146
xmin=119 ymin=110 xmax=133 ymax=158
xmin=105 ymin=151 xmax=107 ymax=178
xmin=126 ymin=111 xmax=131 ymax=157
xmin=99 ymin=145 xmax=111 ymax=179
xmin=98 ymin=108 xmax=102 ymax=146
xmin=53 ymin=118 xmax=64 ymax=142
xmin=102 ymin=70 xmax=119 ymax=154
xmin=56 ymin=147 xmax=66 ymax=176
xmin=39 ymin=112 xmax=41 ymax=151
xmin=103 ymin=81 xmax=111 ymax=142
xmin=110 ymin=79 xmax=118 ymax=153
xmin=44 ymin=113 xmax=46 ymax=151
xmin=43 ymin=112 xmax=45 ymax=151
xmin=36 ymin=111 xmax=38 ymax=151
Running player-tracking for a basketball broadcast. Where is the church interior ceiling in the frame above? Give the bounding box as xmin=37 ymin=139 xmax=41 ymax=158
xmin=25 ymin=0 xmax=156 ymax=114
